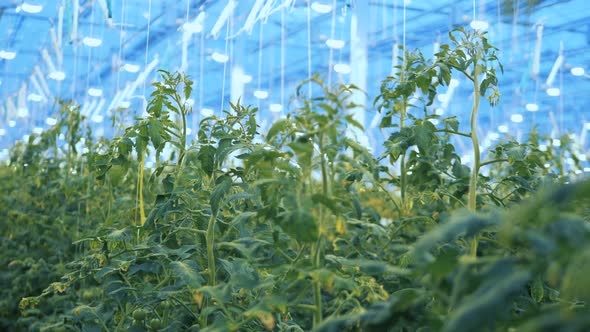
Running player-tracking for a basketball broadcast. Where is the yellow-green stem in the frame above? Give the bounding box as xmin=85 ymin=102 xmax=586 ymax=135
xmin=312 ymin=136 xmax=330 ymax=327
xmin=312 ymin=242 xmax=322 ymax=327
xmin=206 ymin=213 xmax=217 ymax=286
xmin=138 ymin=152 xmax=147 ymax=226
xmin=399 ymin=97 xmax=408 ymax=215
xmin=177 ymin=109 xmax=187 ymax=169
xmin=468 ymin=64 xmax=481 ymax=257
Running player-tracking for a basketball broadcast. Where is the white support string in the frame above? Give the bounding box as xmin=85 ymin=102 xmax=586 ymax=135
xmin=186 ymin=0 xmax=190 ymax=23
xmin=257 ymin=21 xmax=264 ymax=110
xmin=220 ymin=14 xmax=231 ymax=113
xmin=307 ymin=0 xmax=312 ymax=99
xmin=182 ymin=0 xmax=190 ymax=72
xmin=85 ymin=2 xmax=96 ymax=98
xmin=382 ymin=0 xmax=387 ymax=40
xmin=70 ymin=47 xmax=77 ymax=102
xmin=116 ymin=0 xmax=127 ymax=93
xmin=327 ymin=0 xmax=336 ymax=87
xmin=280 ymin=3 xmax=285 ymax=111
xmin=393 ymin=0 xmax=397 ymax=41
xmin=558 ymin=41 xmax=564 ymax=133
xmin=199 ymin=27 xmax=205 ymax=118
xmin=402 ymin=0 xmax=406 ymax=66
xmin=142 ymin=0 xmax=152 ymax=113
xmin=229 ymin=8 xmax=234 ymax=91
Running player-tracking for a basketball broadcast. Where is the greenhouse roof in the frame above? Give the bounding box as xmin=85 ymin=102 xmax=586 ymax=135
xmin=0 ymin=0 xmax=589 ymax=153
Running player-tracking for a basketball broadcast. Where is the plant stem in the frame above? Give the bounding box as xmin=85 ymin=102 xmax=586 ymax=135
xmin=435 ymin=129 xmax=472 ymax=138
xmin=312 ymin=135 xmax=329 ymax=328
xmin=312 ymin=242 xmax=322 ymax=327
xmin=138 ymin=151 xmax=147 ymax=226
xmin=479 ymin=159 xmax=508 ymax=167
xmin=399 ymin=97 xmax=408 ymax=215
xmin=177 ymin=107 xmax=188 ymax=169
xmin=375 ymin=181 xmax=401 ymax=215
xmin=468 ymin=63 xmax=481 ymax=257
xmin=319 ymin=147 xmax=329 ymax=197
xmin=206 ymin=212 xmax=217 ymax=286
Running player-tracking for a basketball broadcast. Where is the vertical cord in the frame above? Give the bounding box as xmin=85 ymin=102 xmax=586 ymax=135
xmin=184 ymin=0 xmax=190 ymax=75
xmin=496 ymin=0 xmax=502 ymax=51
xmin=511 ymin=0 xmax=519 ymax=59
xmin=280 ymin=5 xmax=285 ymax=112
xmin=337 ymin=7 xmax=344 ymax=73
xmin=229 ymin=6 xmax=234 ymax=100
xmin=199 ymin=29 xmax=204 ymax=119
xmin=327 ymin=0 xmax=336 ymax=87
xmin=393 ymin=0 xmax=397 ymax=40
xmin=185 ymin=0 xmax=190 ymax=75
xmin=220 ymin=14 xmax=230 ymax=113
xmin=70 ymin=48 xmax=77 ymax=102
xmin=473 ymin=0 xmax=476 ymax=21
xmin=382 ymin=0 xmax=387 ymax=40
xmin=185 ymin=0 xmax=191 ymax=136
xmin=186 ymin=0 xmax=190 ymax=23
xmin=191 ymin=25 xmax=200 ymax=136
xmin=402 ymin=0 xmax=406 ymax=65
xmin=85 ymin=2 xmax=95 ymax=99
xmin=257 ymin=21 xmax=264 ymax=110
xmin=142 ymin=0 xmax=152 ymax=113
xmin=116 ymin=0 xmax=127 ymax=92
xmin=137 ymin=0 xmax=151 ymax=228
xmin=511 ymin=0 xmax=520 ymax=132
xmin=558 ymin=43 xmax=564 ymax=133
xmin=307 ymin=0 xmax=312 ymax=99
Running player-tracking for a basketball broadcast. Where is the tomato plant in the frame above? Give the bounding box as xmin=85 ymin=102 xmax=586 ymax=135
xmin=2 ymin=29 xmax=589 ymax=332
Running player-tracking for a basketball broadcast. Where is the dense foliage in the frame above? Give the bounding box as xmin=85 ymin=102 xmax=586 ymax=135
xmin=1 ymin=28 xmax=589 ymax=331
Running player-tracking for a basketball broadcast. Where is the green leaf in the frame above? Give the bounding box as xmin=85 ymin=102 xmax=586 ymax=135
xmin=226 ymin=192 xmax=255 ymax=204
xmin=279 ymin=209 xmax=318 ymax=243
xmin=210 ymin=176 xmax=232 ymax=215
xmin=147 ymin=119 xmax=164 ymax=148
xmin=247 ymin=114 xmax=257 ymax=136
xmin=414 ymin=121 xmax=435 ymax=153
xmin=452 ymin=160 xmax=470 ymax=179
xmin=530 ymin=277 xmax=544 ymax=303
xmin=315 ymin=316 xmax=360 ymax=332
xmin=170 ymin=260 xmax=204 ymax=288
xmin=128 ymin=262 xmax=161 ymax=276
xmin=561 ymin=248 xmax=590 ymax=303
xmin=266 ymin=119 xmax=289 ymax=142
xmin=183 ymin=78 xmax=193 ymax=100
xmin=218 ymin=238 xmax=270 ymax=258
xmin=198 ymin=145 xmax=216 ymax=177
xmin=220 ymin=258 xmax=260 ymax=290
xmin=311 ymin=194 xmax=341 ymax=214
xmin=230 ymin=211 xmax=257 ymax=226
xmin=197 ymin=284 xmax=233 ymax=304
xmin=244 ymin=294 xmax=289 ymax=317
xmin=442 ymin=117 xmax=459 ymax=132
xmin=479 ymin=76 xmax=491 ymax=95
xmin=443 ymin=271 xmax=531 ymax=332
xmin=325 ymin=255 xmax=409 ymax=276
xmin=288 ymin=140 xmax=313 ymax=170
xmin=215 ymin=137 xmax=233 ymax=166
xmin=345 ymin=114 xmax=365 ymax=130
xmin=127 ymin=324 xmax=148 ymax=332
xmin=71 ymin=305 xmax=99 ymax=321
xmin=412 ymin=211 xmax=499 ymax=263
xmin=106 ymin=228 xmax=132 ymax=242
xmin=506 ymin=146 xmax=526 ymax=162
xmin=94 ymin=266 xmax=118 ymax=281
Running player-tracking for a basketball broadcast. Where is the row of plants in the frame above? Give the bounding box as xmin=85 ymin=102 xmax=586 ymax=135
xmin=1 ymin=28 xmax=589 ymax=331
